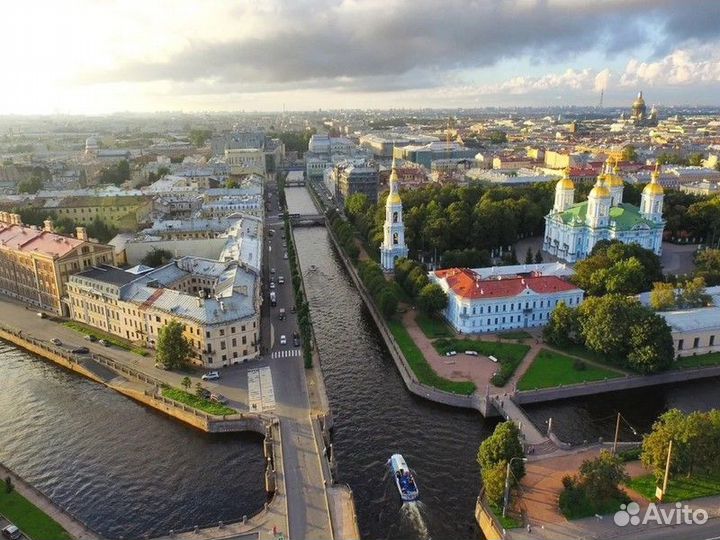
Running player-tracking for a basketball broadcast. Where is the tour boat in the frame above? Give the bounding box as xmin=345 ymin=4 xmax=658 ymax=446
xmin=389 ymin=454 xmax=419 ymax=502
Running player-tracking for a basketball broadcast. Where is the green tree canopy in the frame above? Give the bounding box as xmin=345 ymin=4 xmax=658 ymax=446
xmin=478 ymin=421 xmax=526 ymax=480
xmin=142 ymin=248 xmax=174 ymax=267
xmin=156 ymin=320 xmax=191 ymax=370
xmin=417 ymin=283 xmax=448 ymax=316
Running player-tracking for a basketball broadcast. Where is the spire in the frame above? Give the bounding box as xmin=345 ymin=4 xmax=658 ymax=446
xmin=386 ymin=156 xmax=402 ymax=205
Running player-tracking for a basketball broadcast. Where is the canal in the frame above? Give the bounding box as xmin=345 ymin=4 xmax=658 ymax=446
xmin=0 ymin=342 xmax=266 ymax=539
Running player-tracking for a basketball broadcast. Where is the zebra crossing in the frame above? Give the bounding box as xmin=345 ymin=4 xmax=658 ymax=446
xmin=271 ymin=349 xmax=301 ymax=359
xmin=248 ymin=366 xmax=275 ymax=412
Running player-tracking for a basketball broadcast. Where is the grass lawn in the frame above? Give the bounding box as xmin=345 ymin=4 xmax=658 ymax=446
xmin=387 ymin=319 xmax=476 ymax=395
xmin=489 ymin=502 xmax=522 ymax=529
xmin=674 ymin=352 xmax=720 ymax=369
xmin=517 ymin=349 xmax=622 ymax=391
xmin=63 ymin=321 xmax=149 ymax=356
xmin=162 ymin=388 xmax=236 ymax=416
xmin=558 ymin=343 xmax=626 ymax=371
xmin=559 ymin=491 xmax=628 ymax=520
xmin=415 ymin=312 xmax=453 ymax=339
xmin=0 ymin=479 xmax=71 ymax=540
xmin=434 ymin=338 xmax=530 ymax=387
xmin=627 ymin=473 xmax=720 ymax=502
xmin=497 ymin=330 xmax=532 ymax=340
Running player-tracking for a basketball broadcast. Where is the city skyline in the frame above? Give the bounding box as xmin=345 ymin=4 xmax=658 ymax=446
xmin=4 ymin=0 xmax=720 ymax=114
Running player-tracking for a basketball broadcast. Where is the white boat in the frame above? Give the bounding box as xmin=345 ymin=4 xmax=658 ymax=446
xmin=389 ymin=454 xmax=419 ymax=502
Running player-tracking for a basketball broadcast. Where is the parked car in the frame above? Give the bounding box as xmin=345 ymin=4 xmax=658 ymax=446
xmin=50 ymin=337 xmax=62 ymax=346
xmin=269 ymin=281 xmax=276 ymax=289
xmin=198 ymin=388 xmax=211 ymax=400
xmin=283 ymin=252 xmax=288 ymax=259
xmin=279 ymin=334 xmax=287 ymax=345
xmin=290 ymin=305 xmax=296 ymax=313
xmin=2 ymin=524 xmax=21 ymax=540
xmin=71 ymin=346 xmax=90 ymax=355
xmin=84 ymin=334 xmax=97 ymax=342
xmin=465 ymin=350 xmax=479 ymax=356
xmin=271 ymin=267 xmax=276 ymax=275
xmin=99 ymin=339 xmax=110 ymax=347
xmin=489 ymin=355 xmax=499 ymax=363
xmin=210 ymin=393 xmax=228 ymax=404
xmin=279 ymin=308 xmax=286 ymax=320
xmin=278 ymin=276 xmax=285 ymax=284
xmin=36 ymin=312 xmax=46 ymax=319
xmin=154 ymin=362 xmax=168 ymax=370
xmin=445 ymin=350 xmax=457 ymax=357
xmin=201 ymin=371 xmax=220 ymax=381
xmin=293 ymin=335 xmax=300 ymax=347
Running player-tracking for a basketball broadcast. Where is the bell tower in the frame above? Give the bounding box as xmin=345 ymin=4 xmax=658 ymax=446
xmin=380 ymin=158 xmax=409 ymax=272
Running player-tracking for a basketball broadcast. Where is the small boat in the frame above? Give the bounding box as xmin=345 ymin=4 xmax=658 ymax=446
xmin=389 ymin=454 xmax=419 ymax=502
xmin=309 ymin=264 xmax=317 ymax=271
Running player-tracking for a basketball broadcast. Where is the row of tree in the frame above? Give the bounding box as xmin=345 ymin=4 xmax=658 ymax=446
xmin=357 ymin=260 xmax=399 ymax=318
xmin=99 ymin=159 xmax=130 ymax=186
xmin=284 ymin=213 xmax=313 ymax=368
xmin=649 ymin=277 xmax=711 ymax=311
xmin=13 ymin=208 xmax=118 ymax=244
xmin=544 ymin=294 xmax=675 ymax=373
xmin=477 ymin=421 xmax=526 ymax=507
xmin=394 ymin=258 xmax=448 ymax=316
xmin=696 ymin=248 xmax=720 ymax=285
xmin=328 ymin=210 xmax=360 ymax=260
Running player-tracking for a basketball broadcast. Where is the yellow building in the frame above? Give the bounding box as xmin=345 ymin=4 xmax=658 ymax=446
xmin=224 ymin=148 xmax=266 ymax=177
xmin=0 ymin=212 xmax=115 ymax=315
xmin=49 ymin=195 xmax=153 ymax=231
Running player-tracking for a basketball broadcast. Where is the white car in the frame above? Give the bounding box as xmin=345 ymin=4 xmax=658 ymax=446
xmin=445 ymin=351 xmax=457 ymax=357
xmin=269 ymin=281 xmax=276 ymax=289
xmin=283 ymin=252 xmax=288 ymax=259
xmin=201 ymin=371 xmax=220 ymax=381
xmin=465 ymin=350 xmax=479 ymax=356
xmin=489 ymin=355 xmax=499 ymax=363
xmin=279 ymin=335 xmax=287 ymax=345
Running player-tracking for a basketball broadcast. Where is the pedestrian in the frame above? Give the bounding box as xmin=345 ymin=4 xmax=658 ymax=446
xmin=526 ymin=523 xmax=532 ymax=533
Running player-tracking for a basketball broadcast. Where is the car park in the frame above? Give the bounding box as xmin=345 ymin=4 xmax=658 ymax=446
xmin=280 ymin=334 xmax=287 ymax=345
xmin=71 ymin=346 xmax=90 ymax=354
xmin=201 ymin=371 xmax=220 ymax=381
xmin=51 ymin=338 xmax=62 ymax=346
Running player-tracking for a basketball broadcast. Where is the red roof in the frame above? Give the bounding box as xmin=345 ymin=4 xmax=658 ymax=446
xmin=434 ymin=268 xmax=579 ymax=299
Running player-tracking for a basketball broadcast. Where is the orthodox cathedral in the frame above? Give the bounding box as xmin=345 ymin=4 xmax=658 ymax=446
xmin=380 ymin=158 xmax=409 ymax=271
xmin=543 ymin=160 xmax=665 ymax=263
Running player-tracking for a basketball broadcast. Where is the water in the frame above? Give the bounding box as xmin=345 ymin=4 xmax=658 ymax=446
xmin=294 ymin=227 xmax=490 ymax=540
xmin=0 ymin=343 xmax=266 ymax=539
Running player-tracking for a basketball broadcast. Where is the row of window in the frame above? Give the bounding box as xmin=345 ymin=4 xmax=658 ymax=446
xmin=677 ymin=335 xmax=716 ymax=350
xmin=463 ymin=311 xmax=551 ymax=327
xmin=460 ymin=296 xmax=580 ymax=316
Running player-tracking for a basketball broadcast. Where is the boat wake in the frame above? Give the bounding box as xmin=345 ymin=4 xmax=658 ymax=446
xmin=401 ymin=501 xmax=431 ymax=540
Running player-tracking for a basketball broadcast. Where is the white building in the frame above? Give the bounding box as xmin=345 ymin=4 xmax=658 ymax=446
xmin=380 ymin=159 xmax=409 ymax=271
xmin=430 ymin=264 xmax=583 ymax=334
xmin=543 ymin=161 xmax=665 ymax=263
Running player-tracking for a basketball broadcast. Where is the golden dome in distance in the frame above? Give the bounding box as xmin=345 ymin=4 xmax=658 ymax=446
xmin=556 ymin=166 xmax=574 ymax=190
xmin=632 ymin=91 xmax=646 ymax=108
xmin=605 ymin=159 xmax=624 ymax=188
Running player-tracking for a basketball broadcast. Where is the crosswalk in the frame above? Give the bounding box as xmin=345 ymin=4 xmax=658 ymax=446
xmin=271 ymin=349 xmax=301 ymax=359
xmin=248 ymin=366 xmax=275 ymax=412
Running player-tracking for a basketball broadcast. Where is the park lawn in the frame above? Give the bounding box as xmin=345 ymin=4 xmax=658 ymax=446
xmin=387 ymin=319 xmax=476 ymax=395
xmin=415 ymin=312 xmax=453 ymax=339
xmin=559 ymin=343 xmax=626 ymax=371
xmin=517 ymin=349 xmax=622 ymax=391
xmin=674 ymin=352 xmax=720 ymax=369
xmin=627 ymin=473 xmax=720 ymax=503
xmin=162 ymin=388 xmax=236 ymax=416
xmin=63 ymin=321 xmax=149 ymax=356
xmin=433 ymin=338 xmax=530 ymax=387
xmin=497 ymin=330 xmax=532 ymax=340
xmin=489 ymin=502 xmax=522 ymax=529
xmin=0 ymin=479 xmax=72 ymax=540
xmin=559 ymin=491 xmax=629 ymax=520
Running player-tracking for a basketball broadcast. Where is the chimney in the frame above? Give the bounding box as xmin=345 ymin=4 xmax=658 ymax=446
xmin=43 ymin=219 xmax=55 ymax=233
xmin=76 ymin=227 xmax=88 ymax=241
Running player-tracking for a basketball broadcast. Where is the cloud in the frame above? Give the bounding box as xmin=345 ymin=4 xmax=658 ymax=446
xmin=81 ymin=0 xmax=720 ymax=94
xmin=620 ymin=46 xmax=720 ymax=87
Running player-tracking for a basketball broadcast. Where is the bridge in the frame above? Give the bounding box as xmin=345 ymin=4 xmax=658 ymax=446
xmin=290 ymin=213 xmax=326 ymax=227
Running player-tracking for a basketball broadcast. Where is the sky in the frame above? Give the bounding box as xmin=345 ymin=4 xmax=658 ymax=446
xmin=4 ymin=0 xmax=720 ymax=114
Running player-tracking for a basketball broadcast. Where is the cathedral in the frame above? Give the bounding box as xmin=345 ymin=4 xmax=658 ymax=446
xmin=543 ymin=160 xmax=665 ymax=263
xmin=380 ymin=158 xmax=409 ymax=271
xmin=623 ymin=91 xmax=658 ymax=126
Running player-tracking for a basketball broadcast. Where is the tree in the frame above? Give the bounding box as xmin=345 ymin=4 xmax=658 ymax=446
xmin=5 ymin=476 xmax=13 ymax=494
xmin=478 ymin=421 xmax=526 ymax=480
xmin=543 ymin=302 xmax=579 ymax=346
xmin=489 ymin=130 xmax=508 ymax=144
xmin=578 ymin=295 xmax=641 ymax=360
xmin=626 ymin=312 xmax=674 ymax=373
xmin=17 ymin=174 xmax=43 ymax=194
xmin=181 ymin=376 xmax=191 ymax=391
xmin=156 ymin=320 xmax=191 ymax=370
xmin=346 ymin=193 xmax=370 ymax=221
xmin=524 ymin=247 xmax=534 ymax=264
xmin=142 ymin=248 xmax=174 ymax=267
xmin=195 ymin=382 xmax=206 ymax=398
xmin=417 ymin=283 xmax=448 ymax=316
xmin=650 ymin=282 xmax=676 ymax=311
xmin=622 ymin=145 xmax=638 ymax=162
xmin=189 ymin=128 xmax=212 ymax=147
xmin=534 ymin=249 xmax=543 ymax=264
xmin=605 ymin=257 xmax=646 ymax=294
xmin=642 ymin=409 xmax=695 ymax=480
xmin=578 ymin=450 xmax=629 ymax=505
xmin=678 ymin=277 xmax=710 ymax=308
xmin=482 ymin=461 xmax=507 ymax=506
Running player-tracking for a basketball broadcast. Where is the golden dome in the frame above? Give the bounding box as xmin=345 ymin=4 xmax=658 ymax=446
xmin=589 ymin=185 xmax=611 ymax=198
xmin=643 ymin=180 xmax=664 ymax=196
xmin=387 ymin=192 xmax=402 ymax=205
xmin=605 ymin=173 xmax=624 ymax=188
xmin=632 ymin=91 xmax=646 ymax=108
xmin=556 ymin=177 xmax=575 ymax=191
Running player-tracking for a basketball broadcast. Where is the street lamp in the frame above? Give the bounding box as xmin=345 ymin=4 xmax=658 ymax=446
xmin=502 ymin=457 xmax=528 ymax=517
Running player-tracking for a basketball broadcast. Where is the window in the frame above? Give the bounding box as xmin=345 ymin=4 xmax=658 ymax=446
xmin=221 ymin=341 xmax=226 ymax=350
xmin=678 ymin=339 xmax=684 ymax=350
xmin=242 ymin=336 xmax=247 ymax=345
xmin=206 ymin=331 xmax=210 ymax=338
xmin=711 ymin=336 xmax=715 ymax=347
xmin=231 ymin=327 xmax=236 ymax=333
xmin=693 ymin=337 xmax=700 ymax=349
xmin=220 ymin=329 xmax=225 ymax=336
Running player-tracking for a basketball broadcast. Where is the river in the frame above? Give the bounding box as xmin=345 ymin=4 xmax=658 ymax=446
xmin=0 ymin=342 xmax=266 ymax=539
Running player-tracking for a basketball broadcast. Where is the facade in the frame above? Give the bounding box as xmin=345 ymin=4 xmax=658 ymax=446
xmin=224 ymin=148 xmax=266 ymax=177
xmin=68 ymin=257 xmax=260 ymax=367
xmin=336 ymin=160 xmax=379 ymax=204
xmin=680 ymin=180 xmax=720 ymax=196
xmin=0 ymin=213 xmax=114 ymax=315
xmin=543 ymin=162 xmax=665 ymax=262
xmin=430 ymin=265 xmax=583 ymax=334
xmin=380 ymin=159 xmax=409 ymax=271
xmin=48 ymin=195 xmax=153 ymax=230
xmin=393 ymin=141 xmax=476 ymax=169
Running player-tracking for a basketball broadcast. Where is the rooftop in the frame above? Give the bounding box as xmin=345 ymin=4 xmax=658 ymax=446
xmin=0 ymin=223 xmax=85 ymax=258
xmin=433 ymin=268 xmax=580 ymax=300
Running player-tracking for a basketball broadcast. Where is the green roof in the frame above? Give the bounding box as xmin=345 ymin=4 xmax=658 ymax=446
xmin=558 ymin=202 xmax=658 ymax=231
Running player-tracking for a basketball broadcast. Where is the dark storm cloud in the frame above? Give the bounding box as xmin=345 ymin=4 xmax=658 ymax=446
xmin=87 ymin=0 xmax=720 ymax=92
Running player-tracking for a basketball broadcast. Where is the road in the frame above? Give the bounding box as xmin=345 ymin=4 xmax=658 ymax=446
xmin=263 ymin=176 xmax=334 ymax=540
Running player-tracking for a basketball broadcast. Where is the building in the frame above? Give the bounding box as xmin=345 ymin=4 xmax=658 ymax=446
xmin=680 ymin=180 xmax=720 ymax=196
xmin=543 ymin=162 xmax=665 ymax=262
xmin=46 ymin=195 xmax=153 ymax=231
xmin=393 ymin=141 xmax=476 ymax=169
xmin=335 ymin=160 xmax=379 ymax=204
xmin=224 ymin=148 xmax=266 ymax=177
xmin=67 ymin=256 xmax=260 ymax=367
xmin=430 ymin=264 xmax=583 ymax=334
xmin=0 ymin=213 xmax=114 ymax=315
xmin=380 ymin=159 xmax=409 ymax=271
